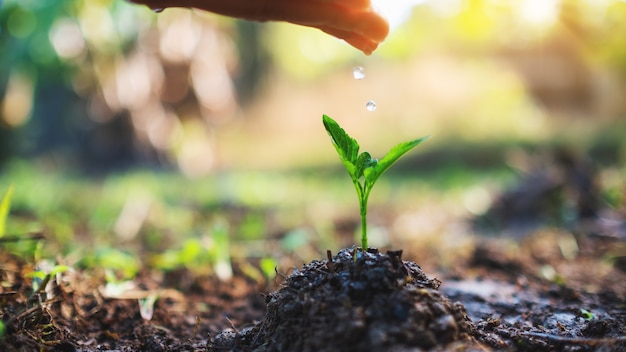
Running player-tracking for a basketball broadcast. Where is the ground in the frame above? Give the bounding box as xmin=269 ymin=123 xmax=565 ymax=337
xmin=1 ymin=227 xmax=625 ymax=351
xmin=1 ymin=155 xmax=626 ymax=351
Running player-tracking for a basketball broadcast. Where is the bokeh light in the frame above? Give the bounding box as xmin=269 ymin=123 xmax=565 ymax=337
xmin=0 ymin=0 xmax=625 ymax=174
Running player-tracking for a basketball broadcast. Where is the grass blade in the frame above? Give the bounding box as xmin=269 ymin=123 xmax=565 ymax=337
xmin=0 ymin=186 xmax=14 ymax=238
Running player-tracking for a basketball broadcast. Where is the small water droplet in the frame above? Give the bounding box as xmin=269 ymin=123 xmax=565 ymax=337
xmin=153 ymin=8 xmax=164 ymax=13
xmin=353 ymin=66 xmax=365 ymax=80
xmin=366 ymin=100 xmax=377 ymax=111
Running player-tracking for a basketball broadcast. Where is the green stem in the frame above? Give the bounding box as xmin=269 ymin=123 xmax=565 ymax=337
xmin=358 ymin=183 xmax=372 ymax=249
xmin=360 ymin=201 xmax=368 ymax=249
xmin=352 ymin=180 xmax=367 ymax=249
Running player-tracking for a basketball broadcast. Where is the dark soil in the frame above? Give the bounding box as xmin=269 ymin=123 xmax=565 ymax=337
xmin=445 ymin=240 xmax=626 ymax=351
xmin=209 ymin=248 xmax=475 ymax=351
xmin=2 ymin=233 xmax=625 ymax=351
xmin=0 ymin=249 xmax=267 ymax=352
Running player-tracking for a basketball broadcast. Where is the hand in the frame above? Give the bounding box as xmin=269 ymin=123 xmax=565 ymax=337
xmin=130 ymin=0 xmax=389 ymax=55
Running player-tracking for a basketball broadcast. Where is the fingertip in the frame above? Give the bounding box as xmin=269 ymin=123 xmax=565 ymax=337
xmin=344 ymin=36 xmax=379 ymax=55
xmin=360 ymin=42 xmax=378 ymax=56
xmin=358 ymin=10 xmax=389 ymax=43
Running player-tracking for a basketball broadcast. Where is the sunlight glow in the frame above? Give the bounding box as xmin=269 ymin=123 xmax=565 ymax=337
xmin=374 ymin=0 xmax=565 ymax=32
xmin=50 ymin=19 xmax=86 ymax=60
xmin=519 ymin=0 xmax=561 ymax=26
xmin=375 ymin=0 xmax=576 ymax=30
xmin=372 ymin=0 xmax=427 ymax=30
xmin=1 ymin=70 xmax=33 ymax=127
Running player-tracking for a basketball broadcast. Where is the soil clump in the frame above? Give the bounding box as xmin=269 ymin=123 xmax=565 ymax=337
xmin=209 ymin=247 xmax=475 ymax=351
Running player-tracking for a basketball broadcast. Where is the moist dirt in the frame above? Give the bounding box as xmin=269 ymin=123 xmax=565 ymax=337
xmin=209 ymin=248 xmax=475 ymax=351
xmin=1 ymin=234 xmax=625 ymax=352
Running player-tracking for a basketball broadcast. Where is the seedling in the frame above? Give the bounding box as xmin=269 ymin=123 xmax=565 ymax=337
xmin=139 ymin=293 xmax=159 ymax=321
xmin=322 ymin=115 xmax=428 ymax=249
xmin=580 ymin=308 xmax=595 ymax=320
xmin=0 ymin=186 xmax=14 ymax=238
xmin=25 ymin=264 xmax=70 ymax=297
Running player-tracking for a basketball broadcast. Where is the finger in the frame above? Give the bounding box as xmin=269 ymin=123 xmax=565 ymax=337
xmin=264 ymin=2 xmax=389 ymax=42
xmin=314 ymin=0 xmax=370 ymax=7
xmin=342 ymin=9 xmax=389 ymax=43
xmin=318 ymin=26 xmax=379 ymax=55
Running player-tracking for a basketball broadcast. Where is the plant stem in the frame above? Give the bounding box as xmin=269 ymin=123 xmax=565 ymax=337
xmin=358 ymin=183 xmax=372 ymax=249
xmin=352 ymin=180 xmax=368 ymax=249
xmin=360 ymin=202 xmax=368 ymax=249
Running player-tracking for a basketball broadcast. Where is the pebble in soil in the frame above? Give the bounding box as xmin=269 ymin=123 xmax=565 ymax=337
xmin=209 ymin=247 xmax=476 ymax=351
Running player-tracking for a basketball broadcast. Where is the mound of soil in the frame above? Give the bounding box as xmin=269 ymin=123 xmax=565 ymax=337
xmin=209 ymin=248 xmax=475 ymax=351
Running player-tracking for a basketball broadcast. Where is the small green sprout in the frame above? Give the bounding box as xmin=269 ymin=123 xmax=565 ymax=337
xmin=322 ymin=115 xmax=428 ymax=249
xmin=25 ymin=264 xmax=70 ymax=295
xmin=0 ymin=186 xmax=14 ymax=238
xmin=211 ymin=221 xmax=233 ymax=281
xmin=580 ymin=308 xmax=594 ymax=320
xmin=139 ymin=293 xmax=159 ymax=321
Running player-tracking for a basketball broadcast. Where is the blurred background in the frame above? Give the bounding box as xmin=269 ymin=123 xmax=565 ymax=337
xmin=1 ymin=0 xmax=625 ymax=275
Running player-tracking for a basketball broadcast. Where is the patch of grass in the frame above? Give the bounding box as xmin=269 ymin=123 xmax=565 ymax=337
xmin=0 ymin=152 xmax=519 ymax=271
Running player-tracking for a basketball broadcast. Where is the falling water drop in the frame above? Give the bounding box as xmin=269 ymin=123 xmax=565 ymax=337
xmin=153 ymin=8 xmax=165 ymax=13
xmin=365 ymin=100 xmax=377 ymax=111
xmin=352 ymin=66 xmax=365 ymax=80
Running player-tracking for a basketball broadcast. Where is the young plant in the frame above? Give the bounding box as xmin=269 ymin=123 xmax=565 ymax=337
xmin=0 ymin=186 xmax=14 ymax=238
xmin=322 ymin=115 xmax=428 ymax=249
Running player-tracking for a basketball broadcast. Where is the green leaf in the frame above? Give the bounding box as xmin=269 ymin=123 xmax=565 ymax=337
xmin=322 ymin=115 xmax=360 ymax=178
xmin=580 ymin=308 xmax=594 ymax=320
xmin=49 ymin=265 xmax=70 ymax=277
xmin=25 ymin=270 xmax=47 ymax=281
xmin=355 ymin=152 xmax=376 ymax=180
xmin=259 ymin=257 xmax=278 ymax=279
xmin=364 ymin=136 xmax=429 ymax=186
xmin=139 ymin=293 xmax=159 ymax=321
xmin=0 ymin=186 xmax=14 ymax=238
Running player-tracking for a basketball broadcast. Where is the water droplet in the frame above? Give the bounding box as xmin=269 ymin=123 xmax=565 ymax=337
xmin=353 ymin=66 xmax=365 ymax=80
xmin=365 ymin=100 xmax=377 ymax=111
xmin=153 ymin=8 xmax=164 ymax=13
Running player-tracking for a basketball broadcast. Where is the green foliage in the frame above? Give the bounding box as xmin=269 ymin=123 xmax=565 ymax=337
xmin=259 ymin=257 xmax=277 ymax=280
xmin=25 ymin=264 xmax=69 ymax=294
xmin=0 ymin=186 xmax=13 ymax=237
xmin=138 ymin=293 xmax=159 ymax=321
xmin=210 ymin=221 xmax=233 ymax=281
xmin=150 ymin=238 xmax=205 ymax=270
xmin=0 ymin=159 xmax=521 ymax=274
xmin=148 ymin=221 xmax=233 ymax=280
xmin=322 ymin=115 xmax=428 ymax=249
xmin=580 ymin=308 xmax=595 ymax=320
xmin=81 ymin=247 xmax=141 ymax=280
xmin=280 ymin=228 xmax=311 ymax=251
